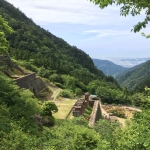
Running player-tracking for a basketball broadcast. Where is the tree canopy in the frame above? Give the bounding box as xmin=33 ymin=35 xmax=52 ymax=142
xmin=90 ymin=0 xmax=150 ymax=32
xmin=0 ymin=15 xmax=13 ymax=54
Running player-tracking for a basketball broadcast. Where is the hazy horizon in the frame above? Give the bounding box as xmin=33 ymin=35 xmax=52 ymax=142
xmin=93 ymin=57 xmax=150 ymax=68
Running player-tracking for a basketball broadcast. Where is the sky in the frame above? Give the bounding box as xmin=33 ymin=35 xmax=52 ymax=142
xmin=6 ymin=0 xmax=150 ymax=59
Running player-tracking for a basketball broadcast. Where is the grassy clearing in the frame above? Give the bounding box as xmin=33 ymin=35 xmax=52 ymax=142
xmin=53 ymin=99 xmax=77 ymax=119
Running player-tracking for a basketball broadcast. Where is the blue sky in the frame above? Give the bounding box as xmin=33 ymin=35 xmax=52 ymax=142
xmin=7 ymin=0 xmax=150 ymax=59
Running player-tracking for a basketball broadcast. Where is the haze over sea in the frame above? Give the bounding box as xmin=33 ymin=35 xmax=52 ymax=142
xmin=97 ymin=57 xmax=150 ymax=68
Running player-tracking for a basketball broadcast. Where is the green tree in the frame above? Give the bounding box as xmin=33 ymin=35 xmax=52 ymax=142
xmin=58 ymin=90 xmax=74 ymax=98
xmin=87 ymin=80 xmax=101 ymax=94
xmin=90 ymin=0 xmax=150 ymax=32
xmin=114 ymin=110 xmax=150 ymax=150
xmin=96 ymin=86 xmax=112 ymax=103
xmin=41 ymin=102 xmax=58 ymax=126
xmin=0 ymin=15 xmax=13 ymax=54
xmin=75 ymin=88 xmax=82 ymax=96
xmin=61 ymin=75 xmax=76 ymax=90
xmin=42 ymin=101 xmax=58 ymax=116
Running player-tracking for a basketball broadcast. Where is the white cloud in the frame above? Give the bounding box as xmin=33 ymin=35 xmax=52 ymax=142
xmin=7 ymin=0 xmax=148 ymax=28
xmin=6 ymin=0 xmax=122 ymax=25
xmin=6 ymin=0 xmax=148 ymax=28
xmin=84 ymin=29 xmax=132 ymax=39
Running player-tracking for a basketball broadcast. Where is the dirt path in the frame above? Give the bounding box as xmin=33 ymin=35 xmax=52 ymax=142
xmin=100 ymin=103 xmax=126 ymax=126
xmin=120 ymin=106 xmax=142 ymax=112
xmin=46 ymin=85 xmax=62 ymax=101
xmin=51 ymin=88 xmax=62 ymax=101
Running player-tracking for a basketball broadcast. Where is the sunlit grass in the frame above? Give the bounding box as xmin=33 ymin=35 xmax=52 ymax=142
xmin=53 ymin=99 xmax=76 ymax=119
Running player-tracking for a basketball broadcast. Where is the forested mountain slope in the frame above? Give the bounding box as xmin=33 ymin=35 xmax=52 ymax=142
xmin=0 ymin=0 xmax=106 ymax=85
xmin=92 ymin=58 xmax=128 ymax=77
xmin=116 ymin=60 xmax=150 ymax=91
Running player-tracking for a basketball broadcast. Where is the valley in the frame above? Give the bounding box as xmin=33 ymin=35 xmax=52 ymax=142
xmin=0 ymin=0 xmax=150 ymax=149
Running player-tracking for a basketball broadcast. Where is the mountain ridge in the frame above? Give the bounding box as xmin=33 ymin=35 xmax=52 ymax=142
xmin=116 ymin=60 xmax=150 ymax=91
xmin=0 ymin=0 xmax=107 ymax=86
xmin=92 ymin=58 xmax=128 ymax=77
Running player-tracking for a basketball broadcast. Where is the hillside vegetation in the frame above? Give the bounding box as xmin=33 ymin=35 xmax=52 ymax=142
xmin=117 ymin=60 xmax=150 ymax=91
xmin=0 ymin=0 xmax=127 ymax=103
xmin=0 ymin=0 xmax=105 ymax=85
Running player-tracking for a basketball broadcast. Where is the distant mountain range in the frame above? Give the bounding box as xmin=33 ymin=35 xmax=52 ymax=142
xmin=92 ymin=58 xmax=128 ymax=78
xmin=97 ymin=57 xmax=150 ymax=68
xmin=93 ymin=58 xmax=150 ymax=92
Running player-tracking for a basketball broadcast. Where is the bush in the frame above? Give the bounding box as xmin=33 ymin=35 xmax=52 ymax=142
xmin=55 ymin=82 xmax=64 ymax=89
xmin=58 ymin=90 xmax=74 ymax=98
xmin=18 ymin=61 xmax=38 ymax=72
xmin=37 ymin=66 xmax=51 ymax=78
xmin=49 ymin=73 xmax=62 ymax=83
xmin=75 ymin=88 xmax=82 ymax=96
xmin=110 ymin=109 xmax=125 ymax=118
xmin=71 ymin=116 xmax=88 ymax=126
xmin=42 ymin=116 xmax=55 ymax=126
xmin=42 ymin=101 xmax=58 ymax=116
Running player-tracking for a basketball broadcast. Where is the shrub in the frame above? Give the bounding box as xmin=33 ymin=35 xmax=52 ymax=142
xmin=110 ymin=109 xmax=125 ymax=118
xmin=55 ymin=82 xmax=64 ymax=89
xmin=71 ymin=116 xmax=88 ymax=126
xmin=42 ymin=116 xmax=55 ymax=126
xmin=58 ymin=90 xmax=74 ymax=98
xmin=42 ymin=101 xmax=58 ymax=116
xmin=75 ymin=88 xmax=82 ymax=96
xmin=18 ymin=61 xmax=38 ymax=72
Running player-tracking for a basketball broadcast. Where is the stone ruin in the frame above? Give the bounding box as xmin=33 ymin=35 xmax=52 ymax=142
xmin=73 ymin=93 xmax=90 ymax=117
xmin=0 ymin=55 xmax=46 ymax=96
xmin=72 ymin=93 xmax=102 ymax=126
xmin=102 ymin=113 xmax=117 ymax=122
xmin=72 ymin=93 xmax=98 ymax=117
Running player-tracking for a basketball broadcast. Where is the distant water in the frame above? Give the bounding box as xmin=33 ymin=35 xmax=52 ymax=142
xmin=98 ymin=57 xmax=150 ymax=68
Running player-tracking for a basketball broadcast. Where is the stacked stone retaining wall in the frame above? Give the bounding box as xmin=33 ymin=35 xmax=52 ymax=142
xmin=14 ymin=73 xmax=46 ymax=96
xmin=14 ymin=73 xmax=36 ymax=89
xmin=89 ymin=101 xmax=102 ymax=127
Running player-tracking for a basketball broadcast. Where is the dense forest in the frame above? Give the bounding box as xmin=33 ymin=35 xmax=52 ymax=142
xmin=1 ymin=0 xmax=150 ymax=149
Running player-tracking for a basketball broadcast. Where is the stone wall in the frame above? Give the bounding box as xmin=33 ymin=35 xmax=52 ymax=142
xmin=0 ymin=55 xmax=45 ymax=96
xmin=88 ymin=101 xmax=102 ymax=127
xmin=14 ymin=73 xmax=46 ymax=96
xmin=14 ymin=73 xmax=36 ymax=88
xmin=72 ymin=93 xmax=102 ymax=126
xmin=72 ymin=98 xmax=85 ymax=117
